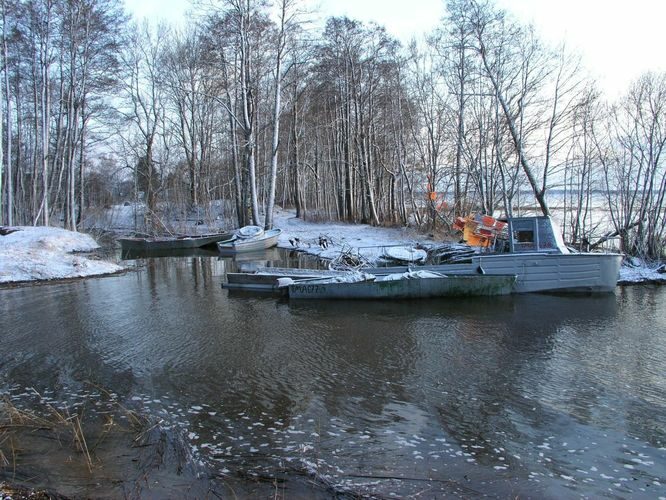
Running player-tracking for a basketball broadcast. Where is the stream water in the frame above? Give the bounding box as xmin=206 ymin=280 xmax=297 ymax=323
xmin=1 ymin=250 xmax=665 ymax=498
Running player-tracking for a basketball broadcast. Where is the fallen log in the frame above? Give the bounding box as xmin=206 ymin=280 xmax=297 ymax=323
xmin=588 ymin=221 xmax=640 ymax=251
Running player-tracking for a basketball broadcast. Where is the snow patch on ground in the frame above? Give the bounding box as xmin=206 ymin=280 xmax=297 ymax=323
xmin=618 ymin=261 xmax=666 ymax=285
xmin=272 ymin=207 xmax=427 ymax=261
xmin=0 ymin=226 xmax=123 ymax=284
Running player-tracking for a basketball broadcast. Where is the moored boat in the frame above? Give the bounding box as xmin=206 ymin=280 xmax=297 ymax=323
xmin=224 ymin=268 xmax=344 ymax=291
xmin=237 ymin=225 xmax=264 ymax=238
xmin=118 ymin=231 xmax=233 ymax=251
xmin=388 ymin=216 xmax=623 ymax=293
xmin=285 ymin=271 xmax=516 ymax=300
xmin=217 ymin=228 xmax=282 ymax=254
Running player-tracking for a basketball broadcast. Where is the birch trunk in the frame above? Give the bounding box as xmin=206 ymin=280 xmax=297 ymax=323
xmin=264 ymin=0 xmax=288 ymax=229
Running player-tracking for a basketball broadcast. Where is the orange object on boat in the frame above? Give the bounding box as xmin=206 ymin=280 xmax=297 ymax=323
xmin=453 ymin=217 xmax=467 ymax=231
xmin=481 ymin=215 xmax=496 ymax=227
xmin=452 ymin=213 xmax=505 ymax=248
xmin=463 ymin=221 xmax=492 ymax=247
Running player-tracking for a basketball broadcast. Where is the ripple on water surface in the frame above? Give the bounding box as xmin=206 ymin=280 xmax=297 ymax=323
xmin=1 ymin=260 xmax=665 ymax=497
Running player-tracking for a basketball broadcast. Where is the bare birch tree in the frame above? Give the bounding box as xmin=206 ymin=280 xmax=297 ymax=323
xmin=118 ymin=22 xmax=168 ymax=231
xmin=264 ymin=0 xmax=303 ymax=229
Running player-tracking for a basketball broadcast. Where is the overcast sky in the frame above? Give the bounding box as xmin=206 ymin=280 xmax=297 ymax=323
xmin=124 ymin=0 xmax=666 ymax=98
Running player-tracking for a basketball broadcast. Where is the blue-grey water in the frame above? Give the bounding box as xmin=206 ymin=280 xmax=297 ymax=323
xmin=1 ymin=253 xmax=665 ymax=498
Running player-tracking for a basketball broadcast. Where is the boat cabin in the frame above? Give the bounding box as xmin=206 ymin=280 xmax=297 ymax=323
xmin=503 ymin=216 xmax=569 ymax=254
xmin=454 ymin=214 xmax=569 ymax=255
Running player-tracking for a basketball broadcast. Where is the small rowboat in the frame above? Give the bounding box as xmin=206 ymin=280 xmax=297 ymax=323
xmin=237 ymin=225 xmax=264 ymax=238
xmin=118 ymin=231 xmax=233 ymax=251
xmin=286 ymin=271 xmax=517 ymax=300
xmin=217 ymin=228 xmax=282 ymax=254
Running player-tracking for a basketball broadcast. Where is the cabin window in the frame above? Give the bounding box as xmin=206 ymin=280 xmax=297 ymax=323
xmin=516 ymin=231 xmax=534 ymax=250
xmin=516 ymin=230 xmax=533 ymax=242
xmin=537 ymin=218 xmax=557 ymax=250
xmin=511 ymin=219 xmax=536 ymax=251
xmin=514 ymin=230 xmax=535 ymax=250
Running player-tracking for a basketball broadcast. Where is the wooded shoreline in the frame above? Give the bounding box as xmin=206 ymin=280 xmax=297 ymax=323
xmin=0 ymin=0 xmax=664 ymax=270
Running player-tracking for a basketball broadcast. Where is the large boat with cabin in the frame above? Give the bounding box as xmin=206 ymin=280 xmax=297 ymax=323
xmin=223 ymin=215 xmax=623 ymax=295
xmin=382 ymin=215 xmax=623 ymax=294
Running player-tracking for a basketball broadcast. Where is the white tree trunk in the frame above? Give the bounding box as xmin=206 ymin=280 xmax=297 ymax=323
xmin=264 ymin=0 xmax=288 ymax=229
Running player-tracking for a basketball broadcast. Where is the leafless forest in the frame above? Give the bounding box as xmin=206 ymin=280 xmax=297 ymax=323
xmin=0 ymin=0 xmax=664 ymax=258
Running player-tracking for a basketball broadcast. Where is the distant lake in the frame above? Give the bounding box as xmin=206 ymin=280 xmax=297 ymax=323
xmin=1 ymin=250 xmax=665 ymax=498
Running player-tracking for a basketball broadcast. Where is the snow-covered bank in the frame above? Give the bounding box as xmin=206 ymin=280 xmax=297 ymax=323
xmin=0 ymin=226 xmax=123 ymax=284
xmin=3 ymin=204 xmax=662 ymax=286
xmin=272 ymin=206 xmax=427 ymax=261
xmin=617 ymin=261 xmax=666 ymax=285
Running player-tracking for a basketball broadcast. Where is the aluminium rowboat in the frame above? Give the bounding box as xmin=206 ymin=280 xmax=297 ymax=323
xmin=217 ymin=228 xmax=282 ymax=254
xmin=286 ymin=271 xmax=517 ymax=299
xmin=118 ymin=231 xmax=233 ymax=251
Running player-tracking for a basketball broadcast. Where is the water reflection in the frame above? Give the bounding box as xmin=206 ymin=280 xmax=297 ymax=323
xmin=120 ymin=246 xmax=220 ymax=260
xmin=1 ymin=257 xmax=664 ymax=498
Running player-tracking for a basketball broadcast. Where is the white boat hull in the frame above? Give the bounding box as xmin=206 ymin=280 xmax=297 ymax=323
xmin=217 ymin=228 xmax=281 ymax=254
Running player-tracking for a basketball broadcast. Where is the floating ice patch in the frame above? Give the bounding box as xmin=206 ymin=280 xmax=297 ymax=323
xmin=396 ymin=438 xmax=416 ymax=448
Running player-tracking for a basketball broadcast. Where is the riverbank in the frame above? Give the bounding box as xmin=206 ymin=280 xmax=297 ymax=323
xmin=0 ymin=226 xmax=123 ymax=284
xmin=2 ymin=207 xmax=665 ymax=285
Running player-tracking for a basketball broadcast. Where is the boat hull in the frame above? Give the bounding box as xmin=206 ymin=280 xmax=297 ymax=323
xmin=287 ymin=274 xmax=516 ymax=300
xmin=118 ymin=232 xmax=233 ymax=251
xmin=217 ymin=228 xmax=281 ymax=254
xmin=224 ymin=268 xmax=343 ymax=291
xmin=369 ymin=252 xmax=624 ymax=293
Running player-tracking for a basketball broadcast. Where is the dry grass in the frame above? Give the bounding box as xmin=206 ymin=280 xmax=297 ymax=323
xmin=0 ymin=386 xmax=150 ymax=477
